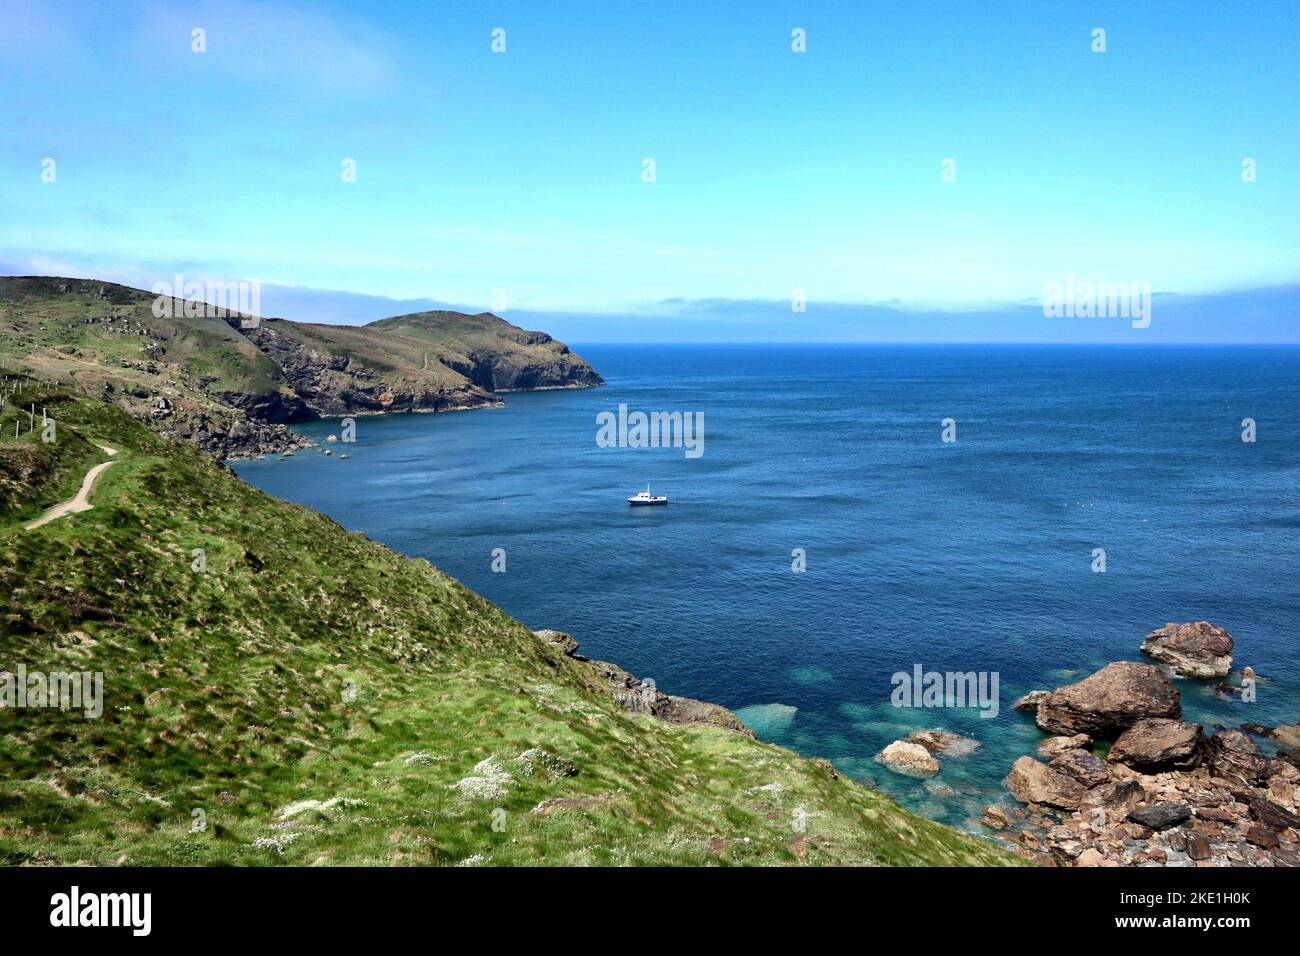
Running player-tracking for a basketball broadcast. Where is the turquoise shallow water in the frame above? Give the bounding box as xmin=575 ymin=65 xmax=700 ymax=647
xmin=233 ymin=344 xmax=1300 ymax=831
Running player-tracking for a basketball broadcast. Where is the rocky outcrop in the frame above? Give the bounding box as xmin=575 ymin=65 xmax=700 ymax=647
xmin=232 ymin=320 xmax=504 ymax=418
xmin=533 ymin=628 xmax=583 ymax=659
xmin=1014 ymin=690 xmax=1049 ymax=713
xmin=530 ymin=628 xmax=753 ymax=738
xmin=1036 ymin=662 xmax=1180 ymax=738
xmin=1140 ymin=621 xmax=1234 ymax=678
xmin=1003 ymin=756 xmax=1086 ymax=810
xmin=151 ymin=404 xmax=312 ymax=460
xmin=875 ymin=741 xmax=940 ymax=778
xmin=445 ymin=345 xmax=605 ymax=393
xmin=1107 ymin=718 xmax=1204 ymax=772
xmin=0 ymin=277 xmax=604 ymax=462
xmin=1001 ymin=653 xmax=1300 ymax=868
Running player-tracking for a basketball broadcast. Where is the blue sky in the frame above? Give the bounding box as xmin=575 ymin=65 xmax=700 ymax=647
xmin=1 ymin=0 xmax=1297 ymax=340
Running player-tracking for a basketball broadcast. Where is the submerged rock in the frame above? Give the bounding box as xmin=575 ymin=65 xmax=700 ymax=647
xmin=907 ymin=728 xmax=980 ymax=757
xmin=1140 ymin=621 xmax=1234 ymax=678
xmin=1036 ymin=662 xmax=1180 ymax=738
xmin=732 ymin=702 xmax=797 ymax=738
xmin=1242 ymin=722 xmax=1300 ymax=749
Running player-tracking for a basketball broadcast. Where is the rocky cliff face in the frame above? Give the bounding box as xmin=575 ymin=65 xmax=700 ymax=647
xmin=227 ymin=319 xmax=504 ymax=418
xmin=216 ymin=311 xmax=602 ymax=426
xmin=0 ymin=277 xmax=603 ymax=460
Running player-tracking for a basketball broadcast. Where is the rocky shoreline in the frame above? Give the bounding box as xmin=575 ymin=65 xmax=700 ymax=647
xmin=541 ymin=619 xmax=1298 ymax=868
xmin=991 ymin=621 xmax=1298 ymax=867
xmin=533 ymin=628 xmax=754 ymax=737
xmin=866 ymin=620 xmax=1297 ymax=866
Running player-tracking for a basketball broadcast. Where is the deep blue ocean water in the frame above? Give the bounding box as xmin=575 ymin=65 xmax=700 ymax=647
xmin=234 ymin=345 xmax=1300 ymax=831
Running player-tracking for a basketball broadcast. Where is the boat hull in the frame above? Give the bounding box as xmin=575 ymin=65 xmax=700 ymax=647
xmin=628 ymin=498 xmax=668 ymax=506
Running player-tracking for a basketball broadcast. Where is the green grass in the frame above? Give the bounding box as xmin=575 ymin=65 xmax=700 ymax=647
xmin=0 ymin=390 xmax=108 ymax=524
xmin=0 ymin=397 xmax=1022 ymax=867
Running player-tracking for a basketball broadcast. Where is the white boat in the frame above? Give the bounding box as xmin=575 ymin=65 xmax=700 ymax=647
xmin=627 ymin=484 xmax=668 ymax=506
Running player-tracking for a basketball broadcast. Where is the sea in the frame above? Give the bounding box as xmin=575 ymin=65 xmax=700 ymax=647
xmin=232 ymin=344 xmax=1300 ymax=831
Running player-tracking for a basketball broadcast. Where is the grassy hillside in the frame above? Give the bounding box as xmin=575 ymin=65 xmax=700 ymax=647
xmin=0 ymin=395 xmax=1020 ymax=867
xmin=0 ymin=276 xmax=292 ymax=409
xmin=365 ymin=310 xmax=600 ymax=391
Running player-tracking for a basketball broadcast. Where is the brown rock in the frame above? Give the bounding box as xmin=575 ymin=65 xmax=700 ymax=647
xmin=1243 ymin=722 xmax=1300 ymax=749
xmin=1237 ymin=791 xmax=1300 ymax=831
xmin=981 ymin=804 xmax=1014 ymax=830
xmin=1015 ymin=690 xmax=1049 ymax=713
xmin=1205 ymin=730 xmax=1270 ymax=786
xmin=1108 ymin=718 xmax=1204 ymax=771
xmin=875 ymin=740 xmax=940 ymax=778
xmin=1185 ymin=831 xmax=1212 ymax=860
xmin=1246 ymin=824 xmax=1280 ymax=850
xmin=1036 ymin=662 xmax=1181 ymax=738
xmin=1004 ymin=756 xmax=1087 ymax=810
xmin=1037 ymin=734 xmax=1093 ymax=759
xmin=1195 ymin=806 xmax=1236 ymax=824
xmin=1140 ymin=621 xmax=1234 ymax=678
xmin=1082 ymin=779 xmax=1145 ymax=815
xmin=1050 ymin=750 xmax=1111 ymax=788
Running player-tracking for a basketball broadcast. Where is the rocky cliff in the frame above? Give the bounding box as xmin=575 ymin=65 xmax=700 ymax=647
xmin=0 ymin=277 xmax=604 ymax=458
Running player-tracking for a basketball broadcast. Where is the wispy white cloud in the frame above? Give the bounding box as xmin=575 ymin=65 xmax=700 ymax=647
xmin=130 ymin=0 xmax=402 ymax=94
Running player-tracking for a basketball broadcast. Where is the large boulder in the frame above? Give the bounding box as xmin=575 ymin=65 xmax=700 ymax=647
xmin=1036 ymin=662 xmax=1181 ymax=739
xmin=1107 ymin=718 xmax=1204 ymax=771
xmin=1140 ymin=621 xmax=1234 ymax=678
xmin=1003 ymin=756 xmax=1087 ymax=810
xmin=875 ymin=740 xmax=940 ymax=778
